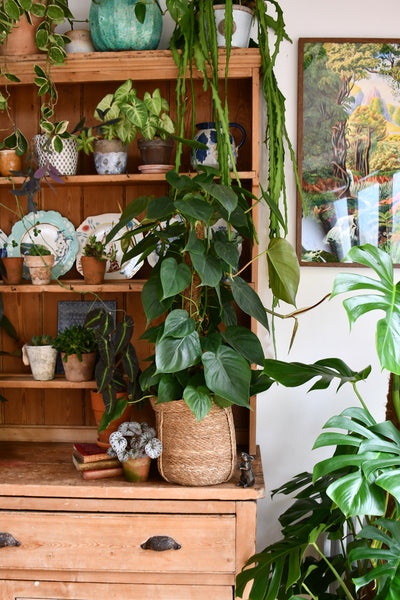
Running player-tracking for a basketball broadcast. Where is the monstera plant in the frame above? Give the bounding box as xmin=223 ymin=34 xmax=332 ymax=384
xmin=237 ymin=244 xmax=400 ymax=600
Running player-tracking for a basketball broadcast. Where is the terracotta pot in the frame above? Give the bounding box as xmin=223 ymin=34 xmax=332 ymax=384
xmin=0 ymin=12 xmax=44 ymax=56
xmin=137 ymin=137 xmax=174 ymax=166
xmin=0 ymin=149 xmax=22 ymax=176
xmin=2 ymin=256 xmax=23 ymax=284
xmin=81 ymin=256 xmax=106 ymax=284
xmin=90 ymin=391 xmax=132 ymax=447
xmin=24 ymin=254 xmax=55 ymax=285
xmin=22 ymin=344 xmax=57 ymax=381
xmin=61 ymin=352 xmax=96 ymax=382
xmin=122 ymin=455 xmax=151 ymax=482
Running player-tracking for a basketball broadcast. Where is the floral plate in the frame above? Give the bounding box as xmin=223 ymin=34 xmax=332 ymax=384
xmin=75 ymin=213 xmax=143 ymax=279
xmin=8 ymin=210 xmax=79 ymax=279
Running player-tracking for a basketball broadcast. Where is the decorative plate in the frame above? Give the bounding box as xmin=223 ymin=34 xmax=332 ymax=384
xmin=8 ymin=210 xmax=79 ymax=279
xmin=75 ymin=213 xmax=144 ymax=279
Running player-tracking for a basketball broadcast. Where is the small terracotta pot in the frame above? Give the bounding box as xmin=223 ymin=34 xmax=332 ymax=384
xmin=137 ymin=137 xmax=174 ymax=165
xmin=24 ymin=254 xmax=55 ymax=285
xmin=2 ymin=256 xmax=24 ymax=284
xmin=0 ymin=12 xmax=44 ymax=56
xmin=61 ymin=352 xmax=96 ymax=382
xmin=122 ymin=455 xmax=151 ymax=482
xmin=81 ymin=256 xmax=106 ymax=284
xmin=90 ymin=390 xmax=132 ymax=447
xmin=0 ymin=150 xmax=22 ymax=176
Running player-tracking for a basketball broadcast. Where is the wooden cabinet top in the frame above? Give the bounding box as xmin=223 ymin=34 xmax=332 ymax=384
xmin=1 ymin=48 xmax=262 ymax=85
xmin=0 ymin=442 xmax=264 ymax=501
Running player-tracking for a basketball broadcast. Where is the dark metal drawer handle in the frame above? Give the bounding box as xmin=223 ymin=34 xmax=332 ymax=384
xmin=0 ymin=532 xmax=20 ymax=547
xmin=141 ymin=535 xmax=181 ymax=551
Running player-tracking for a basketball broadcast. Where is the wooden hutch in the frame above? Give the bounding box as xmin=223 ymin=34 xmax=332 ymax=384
xmin=0 ymin=49 xmax=264 ymax=599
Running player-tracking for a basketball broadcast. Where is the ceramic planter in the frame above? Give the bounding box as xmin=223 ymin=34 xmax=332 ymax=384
xmin=213 ymin=4 xmax=253 ymax=48
xmin=61 ymin=352 xmax=96 ymax=382
xmin=93 ymin=139 xmax=128 ymax=175
xmin=24 ymin=254 xmax=55 ymax=285
xmin=122 ymin=455 xmax=151 ymax=482
xmin=80 ymin=256 xmax=106 ymax=284
xmin=137 ymin=137 xmax=174 ymax=167
xmin=22 ymin=344 xmax=57 ymax=381
xmin=191 ymin=121 xmax=246 ymax=170
xmin=1 ymin=256 xmax=24 ymax=284
xmin=64 ymin=29 xmax=95 ymax=53
xmin=89 ymin=0 xmax=162 ymax=51
xmin=90 ymin=391 xmax=131 ymax=447
xmin=0 ymin=149 xmax=21 ymax=176
xmin=34 ymin=134 xmax=79 ymax=176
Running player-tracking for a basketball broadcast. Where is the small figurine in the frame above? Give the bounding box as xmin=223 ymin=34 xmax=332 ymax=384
xmin=0 ymin=532 xmax=20 ymax=547
xmin=237 ymin=452 xmax=255 ymax=488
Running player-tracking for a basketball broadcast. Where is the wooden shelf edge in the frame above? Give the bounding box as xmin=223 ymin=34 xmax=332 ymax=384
xmin=0 ymin=279 xmax=146 ymax=293
xmin=0 ymin=374 xmax=97 ymax=388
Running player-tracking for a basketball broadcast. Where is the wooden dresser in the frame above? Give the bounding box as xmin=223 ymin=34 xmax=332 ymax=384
xmin=0 ymin=443 xmax=264 ymax=599
xmin=0 ymin=49 xmax=264 ymax=599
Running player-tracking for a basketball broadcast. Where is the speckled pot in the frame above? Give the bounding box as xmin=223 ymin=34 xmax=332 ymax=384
xmin=93 ymin=139 xmax=128 ymax=175
xmin=22 ymin=345 xmax=57 ymax=381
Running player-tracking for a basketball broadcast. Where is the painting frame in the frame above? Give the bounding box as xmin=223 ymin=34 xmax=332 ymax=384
xmin=297 ymin=38 xmax=400 ymax=266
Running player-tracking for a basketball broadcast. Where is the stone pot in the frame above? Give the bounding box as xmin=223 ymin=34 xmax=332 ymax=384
xmin=89 ymin=0 xmax=162 ymax=51
xmin=0 ymin=149 xmax=22 ymax=176
xmin=93 ymin=139 xmax=128 ymax=175
xmin=1 ymin=256 xmax=24 ymax=284
xmin=61 ymin=352 xmax=96 ymax=382
xmin=64 ymin=29 xmax=95 ymax=54
xmin=22 ymin=344 xmax=57 ymax=381
xmin=213 ymin=4 xmax=254 ymax=48
xmin=122 ymin=455 xmax=151 ymax=482
xmin=34 ymin=134 xmax=79 ymax=176
xmin=137 ymin=137 xmax=174 ymax=166
xmin=80 ymin=256 xmax=106 ymax=284
xmin=24 ymin=254 xmax=55 ymax=285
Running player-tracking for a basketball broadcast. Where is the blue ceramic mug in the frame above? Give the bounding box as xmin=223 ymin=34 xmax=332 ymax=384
xmin=191 ymin=122 xmax=246 ymax=170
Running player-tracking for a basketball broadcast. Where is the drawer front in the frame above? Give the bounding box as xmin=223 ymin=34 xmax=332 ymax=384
xmin=0 ymin=512 xmax=235 ymax=574
xmin=3 ymin=579 xmax=234 ymax=600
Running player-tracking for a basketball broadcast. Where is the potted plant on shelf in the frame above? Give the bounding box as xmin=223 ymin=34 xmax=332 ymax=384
xmin=76 ymin=80 xmax=177 ymax=174
xmin=52 ymin=324 xmax=97 ymax=382
xmin=80 ymin=234 xmax=117 ymax=285
xmin=106 ymin=168 xmax=295 ymax=486
xmin=0 ymin=240 xmax=23 ymax=285
xmin=212 ymin=1 xmax=255 ymax=48
xmin=22 ymin=334 xmax=57 ymax=381
xmin=236 ymin=244 xmax=400 ymax=599
xmin=83 ymin=307 xmax=143 ymax=447
xmin=108 ymin=421 xmax=162 ymax=482
xmin=23 ymin=243 xmax=55 ymax=285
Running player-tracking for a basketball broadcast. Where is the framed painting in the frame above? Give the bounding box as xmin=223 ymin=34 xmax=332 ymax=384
xmin=297 ymin=39 xmax=400 ymax=265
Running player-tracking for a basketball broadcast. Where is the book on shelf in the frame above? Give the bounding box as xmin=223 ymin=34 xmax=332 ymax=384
xmin=79 ymin=465 xmax=124 ymax=480
xmin=72 ymin=442 xmax=113 ymax=463
xmin=72 ymin=454 xmax=120 ymax=472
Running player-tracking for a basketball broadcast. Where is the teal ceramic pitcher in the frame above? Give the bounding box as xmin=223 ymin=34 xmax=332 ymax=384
xmin=89 ymin=0 xmax=162 ymax=51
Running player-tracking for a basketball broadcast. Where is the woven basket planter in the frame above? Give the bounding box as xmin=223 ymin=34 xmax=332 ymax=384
xmin=152 ymin=399 xmax=236 ymax=486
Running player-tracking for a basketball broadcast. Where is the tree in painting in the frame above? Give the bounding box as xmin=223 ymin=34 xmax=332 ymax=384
xmin=300 ymin=41 xmax=400 ymax=263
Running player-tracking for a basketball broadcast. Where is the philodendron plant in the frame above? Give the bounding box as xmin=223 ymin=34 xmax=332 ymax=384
xmin=107 ymin=169 xmax=299 ymax=422
xmin=237 ymin=244 xmax=400 ymax=600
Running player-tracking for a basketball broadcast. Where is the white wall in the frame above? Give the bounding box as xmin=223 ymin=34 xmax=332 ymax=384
xmin=65 ymin=0 xmax=399 ymax=550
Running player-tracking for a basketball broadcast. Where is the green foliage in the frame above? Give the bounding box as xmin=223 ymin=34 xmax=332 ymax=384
xmin=26 ymin=243 xmax=51 ymax=256
xmin=82 ymin=234 xmax=117 ymax=262
xmin=52 ymin=324 xmax=97 ymax=362
xmin=84 ymin=308 xmax=141 ymax=428
xmin=29 ymin=334 xmax=53 ymax=346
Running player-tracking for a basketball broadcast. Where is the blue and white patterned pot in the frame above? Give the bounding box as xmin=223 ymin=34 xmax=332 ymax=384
xmin=93 ymin=139 xmax=128 ymax=175
xmin=191 ymin=122 xmax=246 ymax=170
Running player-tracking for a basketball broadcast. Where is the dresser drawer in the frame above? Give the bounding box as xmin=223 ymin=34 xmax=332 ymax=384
xmin=0 ymin=511 xmax=235 ymax=575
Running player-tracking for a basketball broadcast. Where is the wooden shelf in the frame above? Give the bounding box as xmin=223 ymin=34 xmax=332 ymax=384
xmin=0 ymin=171 xmax=258 ymax=187
xmin=0 ymin=374 xmax=97 ymax=388
xmin=0 ymin=48 xmax=262 ymax=86
xmin=0 ymin=279 xmax=146 ymax=293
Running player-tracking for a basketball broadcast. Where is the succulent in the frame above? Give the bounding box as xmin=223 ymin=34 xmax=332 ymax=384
xmin=107 ymin=421 xmax=162 ymax=462
xmin=82 ymin=234 xmax=117 ymax=262
xmin=52 ymin=324 xmax=97 ymax=362
xmin=29 ymin=334 xmax=53 ymax=346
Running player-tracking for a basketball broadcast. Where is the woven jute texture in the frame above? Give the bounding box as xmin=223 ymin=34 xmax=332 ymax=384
xmin=153 ymin=399 xmax=236 ymax=486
